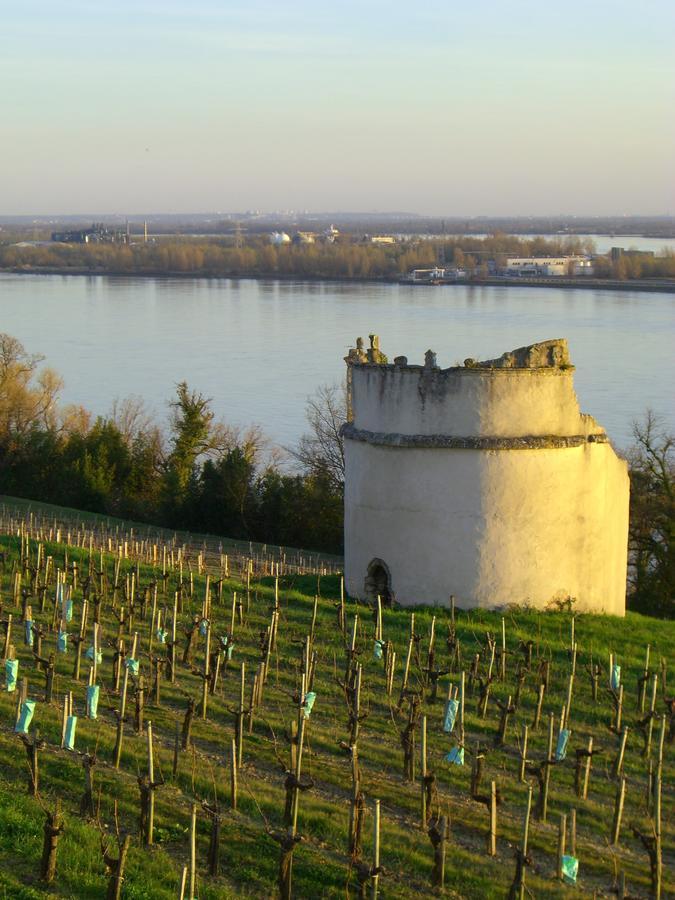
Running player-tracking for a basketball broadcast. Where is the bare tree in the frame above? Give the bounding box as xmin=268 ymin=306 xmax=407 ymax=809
xmin=109 ymin=395 xmax=156 ymax=446
xmin=627 ymin=411 xmax=674 ymax=617
xmin=291 ymin=382 xmax=346 ymax=490
xmin=0 ymin=333 xmax=63 ymax=441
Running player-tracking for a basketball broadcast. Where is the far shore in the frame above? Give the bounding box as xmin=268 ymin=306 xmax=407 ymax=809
xmin=3 ymin=266 xmax=675 ymax=294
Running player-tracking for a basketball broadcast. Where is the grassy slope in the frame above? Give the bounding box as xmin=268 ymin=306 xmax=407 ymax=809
xmin=0 ymin=533 xmax=672 ymax=899
xmin=0 ymin=494 xmax=342 ymax=564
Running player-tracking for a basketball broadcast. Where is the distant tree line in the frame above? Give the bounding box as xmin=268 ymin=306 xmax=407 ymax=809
xmin=2 ymin=233 xmax=675 ymax=280
xmin=0 ymin=334 xmax=343 ymax=554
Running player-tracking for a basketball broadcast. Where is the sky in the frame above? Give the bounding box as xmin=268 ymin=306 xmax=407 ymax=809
xmin=2 ymin=0 xmax=674 ymax=216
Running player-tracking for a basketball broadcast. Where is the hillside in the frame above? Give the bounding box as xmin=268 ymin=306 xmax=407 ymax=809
xmin=0 ymin=522 xmax=672 ymax=899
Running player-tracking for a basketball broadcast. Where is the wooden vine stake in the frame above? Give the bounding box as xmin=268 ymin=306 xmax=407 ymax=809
xmin=113 ymin=661 xmax=130 ymax=768
xmin=188 ymin=803 xmax=197 ymax=900
xmin=568 ymin=808 xmax=577 ymax=857
xmin=420 ymin=715 xmax=428 ymax=829
xmin=489 ymin=781 xmax=497 ymax=857
xmin=371 ymin=798 xmax=381 ymax=900
xmin=582 ymin=735 xmax=594 ymax=799
xmin=519 ymin=724 xmax=528 ymax=783
xmin=611 ymin=777 xmax=626 ymax=846
xmin=348 ymin=744 xmax=365 ymax=858
xmin=612 ymin=726 xmax=629 ymax=779
xmin=511 ymin=785 xmax=533 ymax=900
xmin=644 ymin=673 xmax=658 ymax=758
xmin=655 ymin=771 xmax=662 ymax=900
xmin=230 ymin=738 xmax=238 ymax=810
xmin=139 ymin=720 xmax=161 ymax=846
xmin=557 ymin=813 xmax=567 ymax=880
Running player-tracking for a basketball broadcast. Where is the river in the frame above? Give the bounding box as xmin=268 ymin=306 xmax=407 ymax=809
xmin=1 ymin=273 xmax=672 ymax=450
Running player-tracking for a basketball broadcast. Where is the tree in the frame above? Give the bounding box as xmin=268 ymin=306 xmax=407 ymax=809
xmin=0 ymin=333 xmax=63 ymax=444
xmin=627 ymin=412 xmax=674 ymax=617
xmin=162 ymin=382 xmax=217 ymax=518
xmin=291 ymin=383 xmax=346 ymax=491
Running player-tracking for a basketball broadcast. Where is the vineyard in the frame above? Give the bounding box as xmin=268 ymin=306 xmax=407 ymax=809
xmin=0 ymin=513 xmax=672 ymax=899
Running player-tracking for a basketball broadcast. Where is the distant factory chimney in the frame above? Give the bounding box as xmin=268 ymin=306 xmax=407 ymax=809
xmin=144 ymin=221 xmax=148 ymax=243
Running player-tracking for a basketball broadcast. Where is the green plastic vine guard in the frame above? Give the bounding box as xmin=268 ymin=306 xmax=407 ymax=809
xmin=15 ymin=699 xmax=35 ymax=733
xmin=562 ymin=855 xmax=578 ymax=884
xmin=555 ymin=728 xmax=571 ymax=761
xmin=445 ymin=746 xmax=464 ymax=765
xmin=85 ymin=646 xmax=103 ymax=663
xmin=86 ymin=684 xmax=100 ymax=719
xmin=611 ymin=664 xmax=621 ymax=691
xmin=5 ymin=658 xmax=18 ymax=692
xmin=303 ymin=692 xmax=317 ymax=718
xmin=443 ymin=698 xmax=459 ymax=733
xmin=64 ymin=715 xmax=78 ymax=751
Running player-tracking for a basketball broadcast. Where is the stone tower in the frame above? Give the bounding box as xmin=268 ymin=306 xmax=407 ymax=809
xmin=342 ymin=337 xmax=629 ymax=615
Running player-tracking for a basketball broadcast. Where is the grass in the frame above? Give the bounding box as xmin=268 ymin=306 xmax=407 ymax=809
xmin=0 ymin=530 xmax=672 ymax=899
xmin=0 ymin=494 xmax=343 ymax=566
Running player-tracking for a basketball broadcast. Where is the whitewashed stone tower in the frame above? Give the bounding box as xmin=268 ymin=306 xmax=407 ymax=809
xmin=343 ymin=336 xmax=629 ymax=615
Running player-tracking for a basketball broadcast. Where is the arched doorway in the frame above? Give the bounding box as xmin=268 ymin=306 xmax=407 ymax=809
xmin=364 ymin=558 xmax=392 ymax=605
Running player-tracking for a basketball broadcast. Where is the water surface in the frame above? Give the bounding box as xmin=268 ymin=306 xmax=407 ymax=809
xmin=1 ymin=274 xmax=672 ymax=450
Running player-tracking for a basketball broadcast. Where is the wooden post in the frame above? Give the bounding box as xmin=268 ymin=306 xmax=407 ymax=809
xmin=386 ymin=650 xmax=396 ymax=696
xmin=639 ymin=643 xmax=650 ymax=713
xmin=339 ymin=577 xmax=346 ymax=635
xmin=371 ymin=799 xmax=381 ymax=900
xmin=569 ymin=808 xmax=577 ymax=857
xmin=582 ymin=735 xmax=593 ymax=800
xmin=533 ymin=682 xmax=545 ymax=730
xmin=178 ymin=866 xmax=188 ymax=900
xmin=149 ymin=584 xmax=158 ymax=653
xmin=519 ymin=724 xmax=528 ymax=783
xmin=557 ymin=813 xmax=567 ymax=880
xmin=612 ymin=726 xmax=629 ymax=779
xmin=489 ymin=781 xmax=497 ymax=857
xmin=615 ymin=684 xmax=624 ymax=732
xmin=655 ymin=771 xmax=662 ymax=900
xmin=237 ymin=662 xmax=245 ymax=768
xmin=170 ymin=594 xmax=178 ymax=684
xmin=459 ymin=670 xmax=465 ymax=747
xmin=230 ymin=738 xmax=238 ymax=810
xmin=499 ymin=616 xmax=506 ymax=677
xmin=291 ymin=703 xmax=306 ymax=835
xmin=564 ymin=672 xmax=573 ymax=729
xmin=114 ymin=665 xmax=130 ymax=769
xmin=420 ymin=716 xmax=427 ymax=829
xmin=517 ymin=786 xmax=533 ymax=900
xmin=653 ymin=714 xmax=666 ymax=814
xmin=617 ymin=871 xmax=626 ymax=900
xmin=611 ymin=777 xmax=626 ymax=846
xmin=398 ymin=636 xmax=413 ymax=709
xmin=146 ymin=721 xmax=155 ymax=845
xmin=92 ymin=622 xmax=99 ymax=684
xmin=645 ymin=673 xmax=658 ymax=758
xmin=542 ymin=713 xmax=554 ymax=822
xmin=189 ymin=803 xmax=197 ymax=900
xmin=201 ymin=623 xmax=210 ymax=720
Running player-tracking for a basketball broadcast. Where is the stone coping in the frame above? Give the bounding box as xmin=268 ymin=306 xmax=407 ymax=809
xmin=341 ymin=423 xmax=608 ymax=450
xmin=349 ymin=363 xmax=575 ymax=375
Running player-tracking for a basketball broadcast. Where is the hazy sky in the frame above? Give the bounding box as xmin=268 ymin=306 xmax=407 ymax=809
xmin=2 ymin=0 xmax=674 ymax=215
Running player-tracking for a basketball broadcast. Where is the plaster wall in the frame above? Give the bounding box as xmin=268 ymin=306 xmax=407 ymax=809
xmin=350 ymin=365 xmax=604 ymax=438
xmin=344 ymin=439 xmax=629 ymax=614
